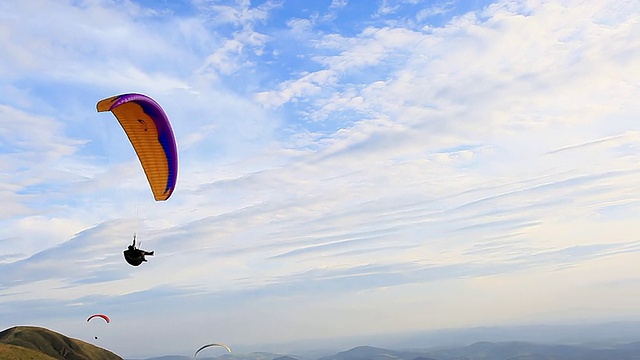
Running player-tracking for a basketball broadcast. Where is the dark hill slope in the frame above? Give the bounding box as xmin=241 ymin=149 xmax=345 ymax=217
xmin=0 ymin=326 xmax=122 ymax=360
xmin=0 ymin=342 xmax=59 ymax=359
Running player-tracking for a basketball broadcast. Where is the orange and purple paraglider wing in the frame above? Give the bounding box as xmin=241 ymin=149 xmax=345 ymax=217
xmin=97 ymin=93 xmax=178 ymax=201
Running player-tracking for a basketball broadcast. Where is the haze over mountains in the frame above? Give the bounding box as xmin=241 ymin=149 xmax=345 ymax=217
xmin=5 ymin=324 xmax=640 ymax=360
xmin=134 ymin=343 xmax=640 ymax=360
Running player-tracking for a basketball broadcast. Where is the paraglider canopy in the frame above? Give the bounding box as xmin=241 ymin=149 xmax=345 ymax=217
xmin=194 ymin=343 xmax=232 ymax=358
xmin=86 ymin=314 xmax=110 ymax=323
xmin=96 ymin=93 xmax=178 ymax=201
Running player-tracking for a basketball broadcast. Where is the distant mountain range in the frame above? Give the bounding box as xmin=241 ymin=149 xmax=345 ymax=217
xmin=5 ymin=325 xmax=640 ymax=360
xmin=316 ymin=345 xmax=436 ymax=360
xmin=137 ymin=342 xmax=640 ymax=360
xmin=139 ymin=342 xmax=640 ymax=360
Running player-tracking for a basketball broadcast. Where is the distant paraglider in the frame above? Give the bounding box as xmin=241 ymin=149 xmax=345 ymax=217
xmin=86 ymin=314 xmax=110 ymax=323
xmin=194 ymin=343 xmax=232 ymax=358
xmin=123 ymin=234 xmax=154 ymax=266
xmin=87 ymin=314 xmax=110 ymax=340
xmin=96 ymin=93 xmax=178 ymax=201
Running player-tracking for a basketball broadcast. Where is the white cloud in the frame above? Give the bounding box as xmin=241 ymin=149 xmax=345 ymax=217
xmin=0 ymin=105 xmax=84 ymax=158
xmin=195 ymin=0 xmax=280 ymax=77
xmin=330 ymin=0 xmax=349 ymax=9
xmin=195 ymin=0 xmax=279 ymax=26
xmin=416 ymin=1 xmax=455 ymax=21
xmin=244 ymin=0 xmax=640 ymax=313
xmin=286 ymin=17 xmax=314 ymax=34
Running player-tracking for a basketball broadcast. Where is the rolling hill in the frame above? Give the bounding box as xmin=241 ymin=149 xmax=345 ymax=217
xmin=0 ymin=325 xmax=123 ymax=360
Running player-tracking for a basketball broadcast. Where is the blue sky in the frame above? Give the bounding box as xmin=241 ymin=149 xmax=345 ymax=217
xmin=1 ymin=0 xmax=640 ymax=358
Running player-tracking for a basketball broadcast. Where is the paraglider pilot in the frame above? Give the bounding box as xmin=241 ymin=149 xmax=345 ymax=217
xmin=123 ymin=235 xmax=154 ymax=266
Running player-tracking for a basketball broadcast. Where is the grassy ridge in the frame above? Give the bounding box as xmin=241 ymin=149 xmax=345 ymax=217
xmin=0 ymin=326 xmax=123 ymax=360
xmin=0 ymin=343 xmax=59 ymax=359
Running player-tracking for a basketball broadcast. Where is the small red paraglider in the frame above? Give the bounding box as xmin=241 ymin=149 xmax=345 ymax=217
xmin=86 ymin=314 xmax=110 ymax=323
xmin=87 ymin=314 xmax=110 ymax=340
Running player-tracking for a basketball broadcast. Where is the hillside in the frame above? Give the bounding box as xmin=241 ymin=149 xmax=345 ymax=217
xmin=0 ymin=342 xmax=59 ymax=359
xmin=0 ymin=326 xmax=123 ymax=360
